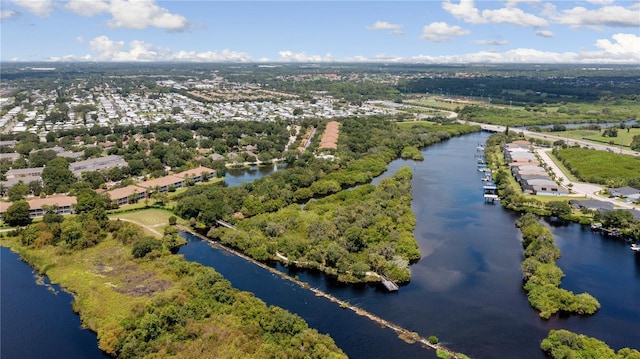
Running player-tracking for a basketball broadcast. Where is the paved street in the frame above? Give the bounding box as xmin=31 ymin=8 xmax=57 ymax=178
xmin=535 ymin=147 xmax=636 ymax=210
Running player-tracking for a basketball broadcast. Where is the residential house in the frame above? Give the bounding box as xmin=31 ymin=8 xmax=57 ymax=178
xmin=69 ymin=155 xmax=128 ymax=177
xmin=137 ymin=175 xmax=185 ymax=193
xmin=175 ymin=166 xmax=216 ymax=184
xmin=105 ymin=185 xmax=148 ymax=207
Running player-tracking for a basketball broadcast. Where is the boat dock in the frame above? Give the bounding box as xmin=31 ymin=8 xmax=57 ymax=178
xmin=381 ymin=277 xmax=399 ymax=292
xmin=483 ymin=185 xmax=499 ymax=202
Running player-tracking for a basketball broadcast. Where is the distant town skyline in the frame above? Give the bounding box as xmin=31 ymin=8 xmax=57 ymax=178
xmin=1 ymin=0 xmax=639 ymax=64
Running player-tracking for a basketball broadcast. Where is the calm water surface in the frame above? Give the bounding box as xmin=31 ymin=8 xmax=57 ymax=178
xmin=1 ymin=247 xmax=108 ymax=359
xmin=3 ymin=132 xmax=638 ymax=358
xmin=182 ymin=132 xmax=640 ymax=358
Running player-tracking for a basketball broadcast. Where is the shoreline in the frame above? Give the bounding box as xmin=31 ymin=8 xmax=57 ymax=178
xmin=180 ymin=227 xmax=469 ymax=359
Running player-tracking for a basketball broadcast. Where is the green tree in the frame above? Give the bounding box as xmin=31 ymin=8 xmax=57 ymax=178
xmin=2 ymin=200 xmax=32 ymax=226
xmin=545 ymin=201 xmax=572 ymax=217
xmin=42 ymin=157 xmax=76 ymax=193
xmin=132 ymin=237 xmax=162 ymax=258
xmin=7 ymin=181 xmax=30 ymax=201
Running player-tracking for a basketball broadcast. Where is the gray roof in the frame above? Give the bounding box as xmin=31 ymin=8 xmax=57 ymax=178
xmin=610 ymin=186 xmax=640 ymax=197
xmin=513 ymin=165 xmax=545 ymax=172
xmin=69 ymin=155 xmax=127 ymax=176
xmin=6 ymin=167 xmax=45 ymax=178
xmin=524 ymin=178 xmax=557 ymax=186
xmin=569 ymin=199 xmax=614 ymax=211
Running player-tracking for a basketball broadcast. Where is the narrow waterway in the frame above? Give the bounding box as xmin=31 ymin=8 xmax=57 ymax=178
xmin=181 ymin=131 xmax=640 ymax=358
xmin=2 ymin=132 xmax=638 ymax=358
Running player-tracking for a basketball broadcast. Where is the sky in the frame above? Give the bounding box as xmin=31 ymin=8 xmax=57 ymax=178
xmin=1 ymin=0 xmax=639 ymax=64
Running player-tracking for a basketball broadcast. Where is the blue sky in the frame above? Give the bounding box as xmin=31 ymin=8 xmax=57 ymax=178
xmin=1 ymin=0 xmax=639 ymax=63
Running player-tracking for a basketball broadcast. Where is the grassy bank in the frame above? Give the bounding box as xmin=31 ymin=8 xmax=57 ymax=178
xmin=1 ymin=226 xmax=346 ymax=358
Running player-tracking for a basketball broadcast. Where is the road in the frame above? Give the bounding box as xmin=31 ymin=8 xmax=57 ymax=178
xmin=467 ymin=121 xmax=639 ymax=157
xmin=535 ymin=148 xmax=636 ymax=211
xmin=459 ymin=120 xmax=637 ymax=210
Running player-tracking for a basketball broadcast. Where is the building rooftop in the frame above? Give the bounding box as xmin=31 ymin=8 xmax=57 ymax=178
xmin=105 ymin=185 xmax=147 ymax=200
xmin=137 ymin=175 xmax=184 ymax=189
xmin=175 ymin=166 xmax=216 ymax=179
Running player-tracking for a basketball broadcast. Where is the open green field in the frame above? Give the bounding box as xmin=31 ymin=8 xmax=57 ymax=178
xmin=110 ymin=208 xmax=176 ymax=226
xmin=552 ymin=127 xmax=639 ymax=148
xmin=553 ymin=148 xmax=640 ymax=185
xmin=109 ymin=208 xmax=185 ymax=237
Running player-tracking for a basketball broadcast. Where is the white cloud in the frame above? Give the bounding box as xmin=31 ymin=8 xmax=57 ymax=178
xmin=409 ymin=32 xmax=640 ymax=64
xmin=174 ymin=49 xmax=253 ymax=62
xmin=87 ymin=35 xmax=251 ymax=62
xmin=107 ymin=0 xmax=189 ymax=31
xmin=0 ymin=10 xmax=20 ymax=20
xmin=63 ymin=0 xmax=190 ymax=30
xmin=442 ymin=0 xmax=484 ymax=23
xmin=535 ymin=30 xmax=554 ymax=38
xmin=586 ymin=0 xmax=615 ymax=5
xmin=475 ymin=39 xmax=508 ymax=46
xmin=552 ymin=5 xmax=640 ymax=27
xmin=420 ymin=22 xmax=469 ymax=42
xmin=89 ymin=35 xmax=125 ymax=59
xmin=65 ymin=0 xmax=109 ymax=16
xmin=366 ymin=21 xmax=404 ymax=35
xmin=592 ymin=33 xmax=640 ymax=57
xmin=277 ymin=51 xmax=334 ymax=62
xmin=481 ymin=7 xmax=548 ymax=27
xmin=443 ymin=0 xmax=548 ymax=26
xmin=48 ymin=32 xmax=640 ymax=65
xmin=1 ymin=9 xmax=19 ymax=19
xmin=505 ymin=0 xmax=542 ymax=7
xmin=10 ymin=0 xmax=54 ymax=17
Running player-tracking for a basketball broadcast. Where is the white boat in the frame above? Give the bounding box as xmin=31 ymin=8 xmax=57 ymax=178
xmin=631 ymin=243 xmax=640 ymax=252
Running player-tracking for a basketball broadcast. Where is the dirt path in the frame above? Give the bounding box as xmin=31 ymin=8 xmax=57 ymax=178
xmin=110 ymin=217 xmax=164 ymax=237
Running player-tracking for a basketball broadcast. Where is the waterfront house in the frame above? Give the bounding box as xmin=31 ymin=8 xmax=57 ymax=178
xmin=175 ymin=166 xmax=216 ymax=184
xmin=610 ymin=186 xmax=640 ymax=202
xmin=27 ymin=195 xmax=77 ymax=218
xmin=569 ymin=199 xmax=614 ymax=212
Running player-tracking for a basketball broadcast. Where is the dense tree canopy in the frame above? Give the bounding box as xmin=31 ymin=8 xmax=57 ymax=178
xmin=2 ymin=200 xmax=32 ymax=226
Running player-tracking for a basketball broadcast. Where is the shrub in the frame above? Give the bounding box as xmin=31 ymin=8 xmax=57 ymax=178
xmin=132 ymin=237 xmax=162 ymax=258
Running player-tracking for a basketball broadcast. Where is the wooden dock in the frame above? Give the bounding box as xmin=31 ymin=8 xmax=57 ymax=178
xmin=179 ymin=228 xmax=469 ymax=358
xmin=381 ymin=277 xmax=399 ymax=292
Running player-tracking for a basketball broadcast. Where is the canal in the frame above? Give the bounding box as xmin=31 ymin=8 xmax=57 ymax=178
xmin=182 ymin=131 xmax=640 ymax=358
xmin=2 ymin=132 xmax=638 ymax=358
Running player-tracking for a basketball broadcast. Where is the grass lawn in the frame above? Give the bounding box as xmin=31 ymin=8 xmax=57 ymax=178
xmin=109 ymin=208 xmax=185 ymax=238
xmin=552 ymin=127 xmax=640 ymax=148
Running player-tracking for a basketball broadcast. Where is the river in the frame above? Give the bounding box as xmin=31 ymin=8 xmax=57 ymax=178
xmin=182 ymin=131 xmax=640 ymax=358
xmin=2 ymin=132 xmax=638 ymax=358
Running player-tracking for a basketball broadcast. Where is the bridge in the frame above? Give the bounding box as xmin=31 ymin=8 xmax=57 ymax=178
xmin=215 ymin=220 xmax=237 ymax=230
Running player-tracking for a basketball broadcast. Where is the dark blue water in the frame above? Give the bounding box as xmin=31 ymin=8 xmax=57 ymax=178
xmin=224 ymin=163 xmax=286 ymax=187
xmin=179 ymin=238 xmax=435 ymax=358
xmin=0 ymin=247 xmax=108 ymax=359
xmin=181 ymin=132 xmax=640 ymax=358
xmin=3 ymin=132 xmax=638 ymax=358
